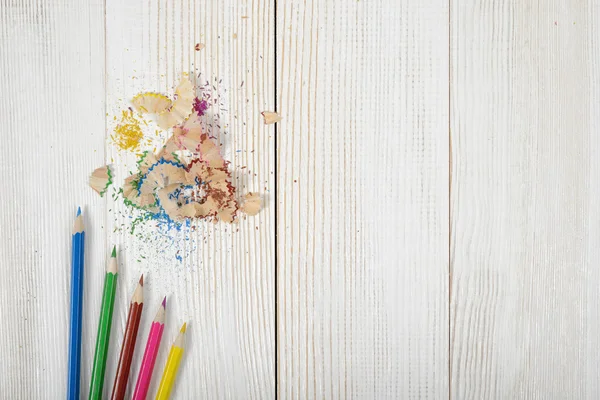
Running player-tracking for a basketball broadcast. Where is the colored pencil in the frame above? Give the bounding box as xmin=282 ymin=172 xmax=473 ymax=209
xmin=67 ymin=207 xmax=85 ymax=400
xmin=88 ymin=247 xmax=119 ymax=400
xmin=111 ymin=275 xmax=145 ymax=400
xmin=132 ymin=297 xmax=166 ymax=400
xmin=155 ymin=323 xmax=187 ymax=400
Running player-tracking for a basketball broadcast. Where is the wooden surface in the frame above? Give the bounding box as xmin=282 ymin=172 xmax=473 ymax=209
xmin=1 ymin=0 xmax=599 ymax=398
xmin=102 ymin=0 xmax=275 ymax=398
xmin=0 ymin=0 xmax=107 ymax=397
xmin=450 ymin=1 xmax=600 ymax=398
xmin=276 ymin=0 xmax=449 ymax=398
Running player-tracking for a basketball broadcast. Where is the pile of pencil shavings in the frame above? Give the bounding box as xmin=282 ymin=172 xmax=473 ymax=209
xmin=89 ymin=75 xmax=261 ymax=223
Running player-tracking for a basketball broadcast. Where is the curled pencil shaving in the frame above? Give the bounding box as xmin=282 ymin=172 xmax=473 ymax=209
xmin=185 ymin=158 xmax=238 ymax=222
xmin=128 ymin=147 xmax=238 ymax=222
xmin=261 ymin=111 xmax=282 ymax=125
xmin=156 ymin=135 xmax=182 ymax=163
xmin=130 ymin=77 xmax=195 ymax=130
xmin=123 ymin=174 xmax=159 ymax=212
xmin=89 ymin=165 xmax=113 ymax=197
xmin=136 ymin=151 xmax=158 ymax=175
xmin=131 ymin=93 xmax=172 ymax=114
xmin=240 ymin=192 xmax=261 ymax=216
xmin=172 ymin=112 xmax=203 ymax=152
xmin=109 ymin=74 xmax=264 ymax=223
xmin=157 ymin=78 xmax=195 ymax=129
xmin=138 ymin=161 xmax=187 ymax=199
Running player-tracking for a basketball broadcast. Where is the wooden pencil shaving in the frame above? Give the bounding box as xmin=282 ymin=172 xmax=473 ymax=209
xmin=261 ymin=111 xmax=282 ymax=125
xmin=89 ymin=165 xmax=113 ymax=197
xmin=121 ymin=108 xmax=244 ymax=223
xmin=138 ymin=161 xmax=187 ymax=198
xmin=122 ymin=175 xmax=137 ymax=198
xmin=98 ymin=73 xmax=266 ymax=229
xmin=198 ymin=133 xmax=225 ymax=168
xmin=122 ymin=175 xmax=159 ymax=213
xmin=155 ymin=183 xmax=186 ymax=219
xmin=156 ymin=78 xmax=195 ymax=129
xmin=195 ymin=43 xmax=205 ymax=51
xmin=130 ymin=77 xmax=195 ymax=130
xmin=217 ymin=202 xmax=238 ymax=223
xmin=132 ymin=93 xmax=172 ymax=114
xmin=136 ymin=151 xmax=158 ymax=174
xmin=240 ymin=192 xmax=261 ymax=216
xmin=185 ymin=159 xmax=238 ymax=221
xmin=156 ymin=135 xmax=182 ymax=163
xmin=172 ymin=112 xmax=203 ymax=152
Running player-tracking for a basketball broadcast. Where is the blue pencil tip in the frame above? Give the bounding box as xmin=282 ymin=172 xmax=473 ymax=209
xmin=76 ymin=207 xmax=81 ymax=216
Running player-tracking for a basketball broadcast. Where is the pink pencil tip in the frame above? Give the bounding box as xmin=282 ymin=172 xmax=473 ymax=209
xmin=162 ymin=296 xmax=167 ymax=307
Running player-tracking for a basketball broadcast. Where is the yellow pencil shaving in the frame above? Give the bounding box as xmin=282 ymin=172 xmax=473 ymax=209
xmin=131 ymin=92 xmax=172 ymax=114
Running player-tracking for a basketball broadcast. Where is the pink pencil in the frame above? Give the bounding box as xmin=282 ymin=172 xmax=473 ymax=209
xmin=132 ymin=297 xmax=166 ymax=400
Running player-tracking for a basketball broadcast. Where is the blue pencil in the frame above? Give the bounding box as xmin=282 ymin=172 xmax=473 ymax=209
xmin=67 ymin=207 xmax=85 ymax=399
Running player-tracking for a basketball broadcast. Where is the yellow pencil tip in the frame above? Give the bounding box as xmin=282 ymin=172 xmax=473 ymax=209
xmin=180 ymin=322 xmax=187 ymax=333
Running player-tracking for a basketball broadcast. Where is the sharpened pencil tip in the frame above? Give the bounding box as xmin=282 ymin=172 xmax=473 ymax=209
xmin=162 ymin=296 xmax=167 ymax=307
xmin=111 ymin=246 xmax=116 ymax=257
xmin=180 ymin=322 xmax=187 ymax=333
xmin=73 ymin=208 xmax=84 ymax=233
xmin=139 ymin=274 xmax=144 ymax=286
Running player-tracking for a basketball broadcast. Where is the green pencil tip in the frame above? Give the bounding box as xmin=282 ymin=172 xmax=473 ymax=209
xmin=111 ymin=246 xmax=116 ymax=257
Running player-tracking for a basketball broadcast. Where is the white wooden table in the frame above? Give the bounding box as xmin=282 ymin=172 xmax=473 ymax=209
xmin=1 ymin=0 xmax=599 ymax=398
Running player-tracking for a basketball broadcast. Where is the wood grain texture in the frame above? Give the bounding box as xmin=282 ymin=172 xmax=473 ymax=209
xmin=0 ymin=0 xmax=106 ymax=398
xmin=103 ymin=0 xmax=275 ymax=398
xmin=450 ymin=0 xmax=600 ymax=398
xmin=7 ymin=0 xmax=600 ymax=397
xmin=276 ymin=0 xmax=449 ymax=398
xmin=588 ymin=3 xmax=600 ymax=397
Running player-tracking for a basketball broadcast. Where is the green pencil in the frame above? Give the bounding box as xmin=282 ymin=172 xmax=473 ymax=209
xmin=89 ymin=246 xmax=118 ymax=400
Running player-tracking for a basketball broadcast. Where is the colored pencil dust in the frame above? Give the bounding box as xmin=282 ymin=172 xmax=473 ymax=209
xmin=111 ymin=275 xmax=145 ymax=400
xmin=132 ymin=297 xmax=166 ymax=400
xmin=155 ymin=323 xmax=187 ymax=400
xmin=88 ymin=247 xmax=119 ymax=400
xmin=67 ymin=207 xmax=85 ymax=400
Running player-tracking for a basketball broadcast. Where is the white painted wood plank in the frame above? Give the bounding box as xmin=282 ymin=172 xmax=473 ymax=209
xmin=104 ymin=0 xmax=274 ymax=399
xmin=587 ymin=3 xmax=600 ymax=397
xmin=0 ymin=0 xmax=106 ymax=398
xmin=451 ymin=1 xmax=600 ymax=398
xmin=277 ymin=1 xmax=449 ymax=398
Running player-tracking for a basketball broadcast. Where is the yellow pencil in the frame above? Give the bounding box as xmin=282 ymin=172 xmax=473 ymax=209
xmin=155 ymin=323 xmax=187 ymax=400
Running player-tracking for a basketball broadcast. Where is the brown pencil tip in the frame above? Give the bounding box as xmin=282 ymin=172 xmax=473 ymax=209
xmin=139 ymin=274 xmax=144 ymax=286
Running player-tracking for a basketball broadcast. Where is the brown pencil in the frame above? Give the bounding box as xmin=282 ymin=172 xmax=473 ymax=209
xmin=111 ymin=275 xmax=144 ymax=400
